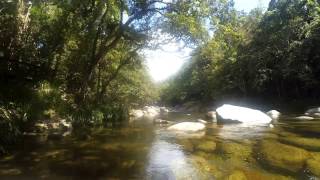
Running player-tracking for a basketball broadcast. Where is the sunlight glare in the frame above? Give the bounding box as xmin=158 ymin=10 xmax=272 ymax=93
xmin=143 ymin=43 xmax=192 ymax=82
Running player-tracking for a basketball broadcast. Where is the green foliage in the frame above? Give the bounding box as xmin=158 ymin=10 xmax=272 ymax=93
xmin=162 ymin=0 xmax=320 ymax=107
xmin=0 ymin=103 xmax=28 ymax=154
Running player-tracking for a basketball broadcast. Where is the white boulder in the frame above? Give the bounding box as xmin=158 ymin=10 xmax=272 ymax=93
xmin=168 ymin=122 xmax=206 ymax=132
xmin=197 ymin=119 xmax=208 ymax=124
xmin=143 ymin=106 xmax=160 ymax=117
xmin=305 ymin=107 xmax=320 ymax=117
xmin=294 ymin=116 xmax=314 ymax=120
xmin=130 ymin=109 xmax=144 ymax=119
xmin=266 ymin=110 xmax=281 ymax=119
xmin=216 ymin=104 xmax=272 ymax=124
xmin=154 ymin=119 xmax=170 ymax=124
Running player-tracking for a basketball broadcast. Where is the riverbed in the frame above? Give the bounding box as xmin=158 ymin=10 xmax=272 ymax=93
xmin=0 ymin=112 xmax=320 ymax=179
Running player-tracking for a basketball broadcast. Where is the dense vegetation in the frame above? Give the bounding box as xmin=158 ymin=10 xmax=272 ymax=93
xmin=1 ymin=0 xmax=320 ymax=152
xmin=0 ymin=0 xmax=230 ymax=152
xmin=162 ymin=0 xmax=320 ymax=110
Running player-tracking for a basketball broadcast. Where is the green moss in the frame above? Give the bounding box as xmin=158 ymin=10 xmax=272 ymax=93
xmin=176 ymin=139 xmax=194 ymax=152
xmin=219 ymin=142 xmax=252 ymax=160
xmin=280 ymin=136 xmax=320 ymax=151
xmin=242 ymin=168 xmax=294 ymax=180
xmin=306 ymin=153 xmax=320 ymax=177
xmin=195 ymin=141 xmax=216 ymax=153
xmin=259 ymin=140 xmax=310 ymax=172
xmin=191 ymin=155 xmax=223 ymax=179
xmin=226 ymin=170 xmax=247 ymax=180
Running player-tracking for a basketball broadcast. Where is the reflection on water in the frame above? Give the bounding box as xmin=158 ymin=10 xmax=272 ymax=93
xmin=1 ymin=113 xmax=320 ymax=179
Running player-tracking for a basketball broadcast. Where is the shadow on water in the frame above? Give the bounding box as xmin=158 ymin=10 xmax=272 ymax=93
xmin=1 ymin=112 xmax=320 ymax=179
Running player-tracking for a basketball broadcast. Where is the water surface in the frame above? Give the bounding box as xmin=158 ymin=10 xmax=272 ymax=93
xmin=1 ymin=112 xmax=320 ymax=179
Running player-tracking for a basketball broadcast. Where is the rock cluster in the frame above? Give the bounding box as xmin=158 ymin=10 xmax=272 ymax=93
xmin=130 ymin=106 xmax=170 ymax=119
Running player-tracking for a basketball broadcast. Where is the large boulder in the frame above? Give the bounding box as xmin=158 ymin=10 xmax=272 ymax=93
xmin=259 ymin=140 xmax=310 ymax=172
xmin=168 ymin=122 xmax=205 ymax=132
xmin=216 ymin=104 xmax=272 ymax=124
xmin=305 ymin=107 xmax=320 ymax=118
xmin=266 ymin=110 xmax=281 ymax=120
xmin=130 ymin=109 xmax=144 ymax=119
xmin=143 ymin=106 xmax=160 ymax=117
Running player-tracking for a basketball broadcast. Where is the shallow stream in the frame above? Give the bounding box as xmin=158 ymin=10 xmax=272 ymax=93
xmin=1 ymin=112 xmax=320 ymax=179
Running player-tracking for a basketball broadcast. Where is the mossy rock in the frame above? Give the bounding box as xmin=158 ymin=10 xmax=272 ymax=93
xmin=226 ymin=170 xmax=247 ymax=180
xmin=195 ymin=141 xmax=216 ymax=153
xmin=191 ymin=155 xmax=223 ymax=179
xmin=226 ymin=168 xmax=293 ymax=180
xmin=263 ymin=133 xmax=278 ymax=140
xmin=219 ymin=142 xmax=252 ymax=160
xmin=241 ymin=168 xmax=294 ymax=180
xmin=277 ymin=131 xmax=299 ymax=137
xmin=176 ymin=139 xmax=194 ymax=152
xmin=193 ymin=151 xmax=211 ymax=159
xmin=259 ymin=140 xmax=310 ymax=172
xmin=280 ymin=136 xmax=320 ymax=151
xmin=306 ymin=152 xmax=320 ymax=177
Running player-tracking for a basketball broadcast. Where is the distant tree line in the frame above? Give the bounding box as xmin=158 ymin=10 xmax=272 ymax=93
xmin=161 ymin=0 xmax=320 ymax=110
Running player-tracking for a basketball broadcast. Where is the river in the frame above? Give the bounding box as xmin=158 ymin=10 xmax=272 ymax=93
xmin=0 ymin=112 xmax=320 ymax=179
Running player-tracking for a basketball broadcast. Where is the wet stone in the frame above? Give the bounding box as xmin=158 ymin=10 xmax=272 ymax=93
xmin=219 ymin=142 xmax=252 ymax=160
xmin=306 ymin=152 xmax=320 ymax=177
xmin=259 ymin=140 xmax=310 ymax=172
xmin=195 ymin=141 xmax=216 ymax=153
xmin=226 ymin=170 xmax=247 ymax=180
xmin=0 ymin=168 xmax=22 ymax=176
xmin=191 ymin=155 xmax=223 ymax=179
xmin=176 ymin=139 xmax=194 ymax=152
xmin=237 ymin=168 xmax=294 ymax=180
xmin=280 ymin=136 xmax=320 ymax=151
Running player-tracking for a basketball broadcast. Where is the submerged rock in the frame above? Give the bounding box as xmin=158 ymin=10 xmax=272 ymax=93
xmin=266 ymin=110 xmax=281 ymax=120
xmin=306 ymin=153 xmax=320 ymax=177
xmin=191 ymin=155 xmax=223 ymax=179
xmin=280 ymin=136 xmax=320 ymax=151
xmin=227 ymin=170 xmax=247 ymax=180
xmin=259 ymin=140 xmax=310 ymax=172
xmin=219 ymin=142 xmax=252 ymax=160
xmin=195 ymin=141 xmax=216 ymax=153
xmin=176 ymin=139 xmax=194 ymax=152
xmin=236 ymin=169 xmax=294 ymax=180
xmin=216 ymin=104 xmax=272 ymax=124
xmin=168 ymin=122 xmax=206 ymax=132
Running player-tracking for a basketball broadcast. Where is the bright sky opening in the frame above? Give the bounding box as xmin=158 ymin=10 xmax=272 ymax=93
xmin=145 ymin=0 xmax=270 ymax=82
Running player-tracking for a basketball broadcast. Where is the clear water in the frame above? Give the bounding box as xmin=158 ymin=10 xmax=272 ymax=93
xmin=1 ymin=112 xmax=320 ymax=179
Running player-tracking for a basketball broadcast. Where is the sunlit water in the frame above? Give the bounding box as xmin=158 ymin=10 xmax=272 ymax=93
xmin=1 ymin=112 xmax=320 ymax=179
